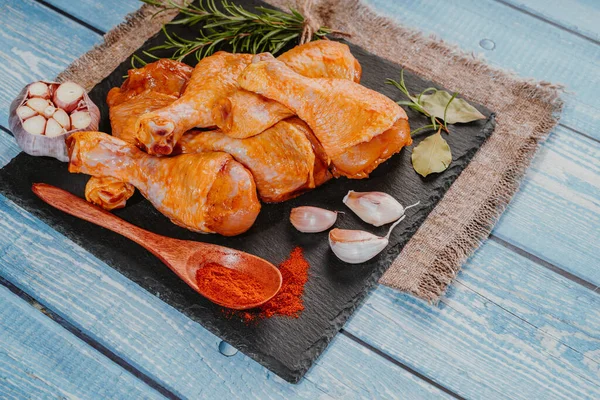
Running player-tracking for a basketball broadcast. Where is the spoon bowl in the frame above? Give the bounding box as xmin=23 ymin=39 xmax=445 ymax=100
xmin=32 ymin=183 xmax=282 ymax=310
xmin=185 ymin=247 xmax=282 ymax=309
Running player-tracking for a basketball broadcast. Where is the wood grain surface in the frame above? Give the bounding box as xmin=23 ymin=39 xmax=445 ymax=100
xmin=0 ymin=0 xmax=599 ymax=398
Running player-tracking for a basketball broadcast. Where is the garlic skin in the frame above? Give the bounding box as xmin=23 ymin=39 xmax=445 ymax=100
xmin=290 ymin=206 xmax=338 ymax=233
xmin=9 ymin=81 xmax=100 ymax=162
xmin=329 ymin=216 xmax=405 ymax=264
xmin=343 ymin=191 xmax=420 ymax=227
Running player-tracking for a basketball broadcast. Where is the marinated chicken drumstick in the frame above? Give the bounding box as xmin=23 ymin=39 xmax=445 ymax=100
xmin=238 ymin=53 xmax=411 ymax=178
xmin=135 ymin=52 xmax=253 ymax=155
xmin=86 ymin=60 xmax=192 ymax=210
xmin=69 ymin=131 xmax=260 ymax=236
xmin=213 ymin=41 xmax=362 ymax=139
xmin=136 ymin=41 xmax=363 ymax=152
xmin=177 ymin=118 xmax=331 ymax=202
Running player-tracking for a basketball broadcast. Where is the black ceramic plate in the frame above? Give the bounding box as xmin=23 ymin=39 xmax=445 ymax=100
xmin=0 ymin=0 xmax=495 ymax=383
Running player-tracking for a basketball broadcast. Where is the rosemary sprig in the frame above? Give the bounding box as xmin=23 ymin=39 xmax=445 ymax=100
xmin=386 ymin=70 xmax=457 ymax=135
xmin=134 ymin=0 xmax=343 ymax=67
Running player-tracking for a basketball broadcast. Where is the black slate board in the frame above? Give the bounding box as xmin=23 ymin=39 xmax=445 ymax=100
xmin=0 ymin=0 xmax=495 ymax=383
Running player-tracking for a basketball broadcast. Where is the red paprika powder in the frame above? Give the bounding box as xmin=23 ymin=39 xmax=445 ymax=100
xmin=224 ymin=247 xmax=310 ymax=323
xmin=196 ymin=263 xmax=270 ymax=306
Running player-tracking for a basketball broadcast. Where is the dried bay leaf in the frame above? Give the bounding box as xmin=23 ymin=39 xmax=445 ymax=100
xmin=411 ymin=132 xmax=452 ymax=177
xmin=419 ymin=90 xmax=486 ymax=124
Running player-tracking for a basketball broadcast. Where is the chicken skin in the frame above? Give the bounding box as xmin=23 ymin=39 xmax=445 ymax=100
xmin=107 ymin=59 xmax=193 ymax=110
xmin=137 ymin=41 xmax=362 ymax=150
xmin=238 ymin=54 xmax=411 ymax=178
xmin=177 ymin=118 xmax=331 ymax=202
xmin=135 ymin=52 xmax=254 ymax=155
xmin=277 ymin=40 xmax=361 ymax=82
xmin=69 ymin=132 xmax=260 ymax=236
xmin=86 ymin=60 xmax=192 ymax=210
xmin=213 ymin=40 xmax=362 ymax=139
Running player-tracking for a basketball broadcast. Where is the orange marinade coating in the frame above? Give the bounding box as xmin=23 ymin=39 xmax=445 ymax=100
xmin=214 ymin=40 xmax=362 ymax=139
xmin=87 ymin=60 xmax=193 ymax=210
xmin=238 ymin=54 xmax=411 ymax=178
xmin=135 ymin=52 xmax=253 ymax=155
xmin=177 ymin=117 xmax=331 ymax=202
xmin=69 ymin=131 xmax=260 ymax=236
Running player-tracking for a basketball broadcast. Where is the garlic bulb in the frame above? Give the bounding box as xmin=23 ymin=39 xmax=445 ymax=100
xmin=343 ymin=191 xmax=420 ymax=227
xmin=9 ymin=80 xmax=100 ymax=162
xmin=290 ymin=206 xmax=338 ymax=233
xmin=329 ymin=216 xmax=405 ymax=264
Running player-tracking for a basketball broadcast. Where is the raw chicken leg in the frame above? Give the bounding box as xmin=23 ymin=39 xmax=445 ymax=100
xmin=86 ymin=60 xmax=192 ymax=210
xmin=177 ymin=118 xmax=331 ymax=202
xmin=213 ymin=41 xmax=362 ymax=139
xmin=68 ymin=131 xmax=260 ymax=236
xmin=238 ymin=54 xmax=411 ymax=178
xmin=135 ymin=52 xmax=253 ymax=155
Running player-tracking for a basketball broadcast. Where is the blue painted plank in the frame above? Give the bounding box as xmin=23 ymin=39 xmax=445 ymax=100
xmin=2 ymin=0 xmax=597 ymax=396
xmin=0 ymin=195 xmax=448 ymax=398
xmin=363 ymin=0 xmax=600 ymax=138
xmin=0 ymin=285 xmax=164 ymax=399
xmin=493 ymin=125 xmax=600 ymax=285
xmin=501 ymin=0 xmax=600 ymax=41
xmin=0 ymin=0 xmax=101 ymax=127
xmin=0 ymin=131 xmax=21 ymax=168
xmin=43 ymin=0 xmax=140 ymax=33
xmin=345 ymin=239 xmax=600 ymax=399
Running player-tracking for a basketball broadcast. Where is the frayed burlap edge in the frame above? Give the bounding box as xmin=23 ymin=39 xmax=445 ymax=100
xmin=57 ymin=0 xmax=563 ymax=302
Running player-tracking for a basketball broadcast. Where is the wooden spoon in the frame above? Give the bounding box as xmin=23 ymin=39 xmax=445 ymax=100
xmin=32 ymin=183 xmax=282 ymax=310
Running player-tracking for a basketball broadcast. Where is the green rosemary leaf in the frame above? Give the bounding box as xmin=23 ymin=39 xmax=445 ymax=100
xmin=134 ymin=0 xmax=343 ymax=64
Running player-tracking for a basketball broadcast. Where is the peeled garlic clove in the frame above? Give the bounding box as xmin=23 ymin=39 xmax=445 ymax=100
xmin=26 ymin=98 xmax=50 ymax=115
xmin=43 ymin=105 xmax=57 ymax=119
xmin=70 ymin=111 xmax=92 ymax=130
xmin=16 ymin=106 xmax=37 ymax=120
xmin=22 ymin=115 xmax=46 ymax=135
xmin=28 ymin=81 xmax=50 ymax=99
xmin=53 ymin=108 xmax=70 ymax=130
xmin=290 ymin=206 xmax=338 ymax=233
xmin=343 ymin=190 xmax=420 ymax=227
xmin=45 ymin=118 xmax=66 ymax=137
xmin=53 ymin=81 xmax=85 ymax=113
xmin=329 ymin=216 xmax=405 ymax=264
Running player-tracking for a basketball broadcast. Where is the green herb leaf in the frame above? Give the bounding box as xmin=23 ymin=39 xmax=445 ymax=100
xmin=411 ymin=131 xmax=452 ymax=177
xmin=418 ymin=90 xmax=486 ymax=124
xmin=134 ymin=0 xmax=347 ymax=65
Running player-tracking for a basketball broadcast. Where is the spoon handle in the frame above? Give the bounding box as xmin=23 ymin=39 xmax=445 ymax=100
xmin=32 ymin=183 xmax=171 ymax=259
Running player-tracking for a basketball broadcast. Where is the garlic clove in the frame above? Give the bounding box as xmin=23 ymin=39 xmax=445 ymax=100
xmin=53 ymin=108 xmax=70 ymax=130
xmin=16 ymin=105 xmax=37 ymax=121
xmin=329 ymin=229 xmax=388 ymax=263
xmin=290 ymin=206 xmax=338 ymax=233
xmin=43 ymin=105 xmax=57 ymax=119
xmin=343 ymin=190 xmax=420 ymax=227
xmin=22 ymin=115 xmax=46 ymax=135
xmin=53 ymin=81 xmax=85 ymax=113
xmin=26 ymin=98 xmax=51 ymax=115
xmin=45 ymin=118 xmax=66 ymax=137
xmin=328 ymin=215 xmax=405 ymax=264
xmin=70 ymin=111 xmax=91 ymax=130
xmin=28 ymin=81 xmax=50 ymax=99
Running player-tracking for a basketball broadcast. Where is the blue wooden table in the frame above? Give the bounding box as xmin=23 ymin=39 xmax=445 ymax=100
xmin=1 ymin=0 xmax=598 ymax=398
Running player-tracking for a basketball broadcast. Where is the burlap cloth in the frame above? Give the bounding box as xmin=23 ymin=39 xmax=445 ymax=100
xmin=57 ymin=0 xmax=563 ymax=302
